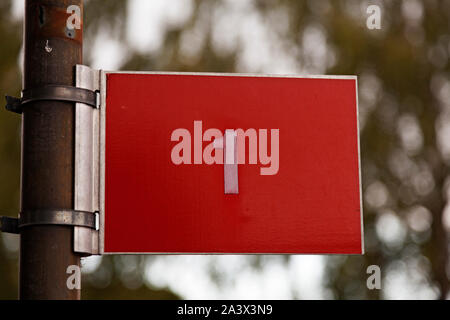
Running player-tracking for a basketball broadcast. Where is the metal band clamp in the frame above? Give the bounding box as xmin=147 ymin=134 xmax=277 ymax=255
xmin=5 ymin=85 xmax=99 ymax=114
xmin=0 ymin=210 xmax=97 ymax=234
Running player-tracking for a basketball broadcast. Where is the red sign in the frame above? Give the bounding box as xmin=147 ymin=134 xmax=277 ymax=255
xmin=100 ymin=72 xmax=363 ymax=254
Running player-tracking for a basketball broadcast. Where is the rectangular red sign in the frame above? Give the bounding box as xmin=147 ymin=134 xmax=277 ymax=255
xmin=100 ymin=72 xmax=363 ymax=254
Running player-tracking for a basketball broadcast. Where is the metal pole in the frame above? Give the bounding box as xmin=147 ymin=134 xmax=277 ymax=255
xmin=20 ymin=0 xmax=83 ymax=299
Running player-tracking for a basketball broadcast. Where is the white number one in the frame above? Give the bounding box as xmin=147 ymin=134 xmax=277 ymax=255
xmin=214 ymin=130 xmax=239 ymax=194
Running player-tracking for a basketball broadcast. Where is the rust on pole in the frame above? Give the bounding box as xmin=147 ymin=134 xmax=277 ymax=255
xmin=21 ymin=0 xmax=83 ymax=299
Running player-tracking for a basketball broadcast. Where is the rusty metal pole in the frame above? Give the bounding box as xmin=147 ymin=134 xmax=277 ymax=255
xmin=20 ymin=0 xmax=83 ymax=299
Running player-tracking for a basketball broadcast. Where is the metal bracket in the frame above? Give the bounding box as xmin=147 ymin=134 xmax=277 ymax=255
xmin=21 ymin=210 xmax=97 ymax=229
xmin=0 ymin=216 xmax=19 ymax=234
xmin=5 ymin=85 xmax=99 ymax=114
xmin=0 ymin=210 xmax=97 ymax=235
xmin=74 ymin=65 xmax=101 ymax=255
xmin=5 ymin=96 xmax=22 ymax=114
xmin=3 ymin=65 xmax=102 ymax=255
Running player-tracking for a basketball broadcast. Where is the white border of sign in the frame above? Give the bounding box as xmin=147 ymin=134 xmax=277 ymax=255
xmin=98 ymin=71 xmax=364 ymax=255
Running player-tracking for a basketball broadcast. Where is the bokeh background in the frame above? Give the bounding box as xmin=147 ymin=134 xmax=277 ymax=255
xmin=1 ymin=0 xmax=450 ymax=299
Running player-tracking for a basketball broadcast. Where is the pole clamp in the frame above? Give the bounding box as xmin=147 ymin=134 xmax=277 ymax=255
xmin=0 ymin=210 xmax=98 ymax=234
xmin=5 ymin=85 xmax=99 ymax=114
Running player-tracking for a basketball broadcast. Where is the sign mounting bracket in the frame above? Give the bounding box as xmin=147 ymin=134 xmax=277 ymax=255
xmin=0 ymin=210 xmax=97 ymax=234
xmin=73 ymin=64 xmax=102 ymax=255
xmin=5 ymin=85 xmax=99 ymax=114
xmin=1 ymin=65 xmax=102 ymax=255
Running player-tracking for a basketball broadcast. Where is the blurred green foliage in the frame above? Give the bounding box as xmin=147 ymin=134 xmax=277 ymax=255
xmin=0 ymin=0 xmax=22 ymax=300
